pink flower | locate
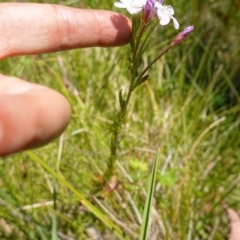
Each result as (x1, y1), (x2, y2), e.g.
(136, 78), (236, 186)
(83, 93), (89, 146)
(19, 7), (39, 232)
(142, 0), (155, 24)
(171, 26), (194, 46)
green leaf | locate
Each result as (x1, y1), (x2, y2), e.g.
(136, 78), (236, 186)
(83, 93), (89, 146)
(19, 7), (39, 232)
(51, 178), (58, 240)
(119, 89), (125, 110)
(133, 74), (149, 89)
(139, 148), (160, 240)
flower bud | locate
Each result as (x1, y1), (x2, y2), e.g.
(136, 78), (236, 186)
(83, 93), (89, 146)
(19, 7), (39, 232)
(171, 26), (194, 46)
(142, 0), (155, 24)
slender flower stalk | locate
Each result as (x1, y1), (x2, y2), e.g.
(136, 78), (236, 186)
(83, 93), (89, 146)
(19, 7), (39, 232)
(134, 44), (172, 88)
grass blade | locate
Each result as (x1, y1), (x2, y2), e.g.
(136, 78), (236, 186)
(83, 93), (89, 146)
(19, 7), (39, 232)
(27, 151), (127, 240)
(139, 148), (160, 240)
(51, 178), (58, 240)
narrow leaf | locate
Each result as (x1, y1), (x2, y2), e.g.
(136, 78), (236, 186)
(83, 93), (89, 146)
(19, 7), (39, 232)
(134, 74), (149, 89)
(27, 151), (127, 240)
(119, 89), (125, 110)
(51, 178), (58, 240)
(139, 148), (160, 240)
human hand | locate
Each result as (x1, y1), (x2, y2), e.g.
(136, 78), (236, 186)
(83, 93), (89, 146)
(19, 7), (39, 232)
(0, 2), (131, 156)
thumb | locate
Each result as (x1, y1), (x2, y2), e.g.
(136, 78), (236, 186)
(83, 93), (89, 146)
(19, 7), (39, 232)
(0, 74), (71, 156)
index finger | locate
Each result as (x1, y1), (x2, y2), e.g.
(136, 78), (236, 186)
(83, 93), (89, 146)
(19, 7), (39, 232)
(0, 3), (132, 59)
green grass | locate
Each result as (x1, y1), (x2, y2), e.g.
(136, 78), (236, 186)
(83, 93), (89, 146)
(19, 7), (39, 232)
(1, 0), (240, 239)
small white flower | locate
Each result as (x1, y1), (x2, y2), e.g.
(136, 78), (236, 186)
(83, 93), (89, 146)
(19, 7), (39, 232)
(114, 0), (147, 15)
(155, 2), (179, 29)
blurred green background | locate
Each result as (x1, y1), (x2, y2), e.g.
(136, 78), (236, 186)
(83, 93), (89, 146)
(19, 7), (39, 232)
(0, 0), (240, 239)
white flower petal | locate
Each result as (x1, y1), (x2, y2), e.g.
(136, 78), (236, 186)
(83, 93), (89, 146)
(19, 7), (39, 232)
(157, 9), (168, 20)
(137, 0), (147, 7)
(160, 16), (171, 25)
(166, 7), (174, 15)
(172, 17), (180, 29)
(114, 2), (127, 8)
(127, 7), (143, 14)
(156, 4), (179, 28)
(114, 0), (145, 14)
(119, 0), (130, 5)
(155, 2), (163, 9)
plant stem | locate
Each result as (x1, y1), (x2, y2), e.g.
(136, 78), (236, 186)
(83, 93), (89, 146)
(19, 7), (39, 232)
(103, 70), (134, 182)
(103, 21), (144, 182)
(134, 44), (172, 88)
(103, 22), (172, 183)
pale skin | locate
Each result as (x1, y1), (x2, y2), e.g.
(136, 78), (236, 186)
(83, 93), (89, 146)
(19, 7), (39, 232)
(0, 2), (131, 156)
